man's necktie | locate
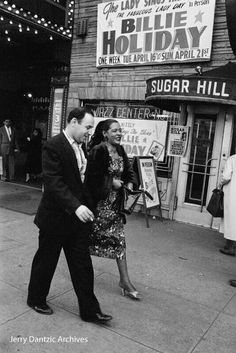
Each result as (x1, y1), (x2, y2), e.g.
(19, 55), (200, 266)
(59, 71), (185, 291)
(6, 127), (11, 141)
(72, 142), (87, 182)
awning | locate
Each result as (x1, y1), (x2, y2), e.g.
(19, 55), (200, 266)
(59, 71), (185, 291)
(146, 62), (236, 111)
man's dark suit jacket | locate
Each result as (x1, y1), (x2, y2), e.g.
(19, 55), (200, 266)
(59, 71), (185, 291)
(0, 125), (18, 155)
(34, 133), (92, 237)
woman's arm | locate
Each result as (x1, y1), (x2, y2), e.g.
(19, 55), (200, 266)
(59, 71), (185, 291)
(218, 157), (233, 188)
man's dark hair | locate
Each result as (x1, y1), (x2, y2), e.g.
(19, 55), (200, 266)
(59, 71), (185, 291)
(67, 107), (94, 123)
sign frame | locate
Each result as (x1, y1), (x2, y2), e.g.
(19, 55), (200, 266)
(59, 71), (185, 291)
(96, 0), (216, 68)
(135, 156), (163, 227)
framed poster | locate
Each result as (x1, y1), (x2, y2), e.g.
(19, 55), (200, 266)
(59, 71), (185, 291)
(93, 117), (168, 161)
(136, 156), (161, 209)
(167, 125), (190, 157)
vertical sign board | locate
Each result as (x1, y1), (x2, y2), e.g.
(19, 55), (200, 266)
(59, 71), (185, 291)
(0, 156), (2, 176)
(136, 156), (162, 227)
(51, 88), (64, 137)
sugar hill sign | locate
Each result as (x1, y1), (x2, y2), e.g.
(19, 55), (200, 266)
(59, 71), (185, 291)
(96, 0), (216, 67)
(146, 73), (236, 106)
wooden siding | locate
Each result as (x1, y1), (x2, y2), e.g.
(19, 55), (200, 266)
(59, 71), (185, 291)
(68, 0), (235, 107)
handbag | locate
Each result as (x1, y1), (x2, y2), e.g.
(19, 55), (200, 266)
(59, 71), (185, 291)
(206, 188), (224, 217)
(118, 186), (153, 215)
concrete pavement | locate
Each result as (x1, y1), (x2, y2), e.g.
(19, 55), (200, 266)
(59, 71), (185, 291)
(0, 181), (236, 353)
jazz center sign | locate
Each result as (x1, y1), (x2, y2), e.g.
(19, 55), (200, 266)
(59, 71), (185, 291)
(96, 0), (216, 67)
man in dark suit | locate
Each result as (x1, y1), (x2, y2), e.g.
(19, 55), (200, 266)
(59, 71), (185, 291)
(0, 119), (19, 181)
(27, 107), (112, 324)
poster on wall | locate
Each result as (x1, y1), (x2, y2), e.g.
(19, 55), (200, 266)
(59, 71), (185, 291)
(93, 117), (168, 161)
(51, 88), (64, 137)
(167, 125), (190, 157)
(96, 0), (216, 67)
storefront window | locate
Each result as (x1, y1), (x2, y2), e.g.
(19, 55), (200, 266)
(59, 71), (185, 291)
(84, 100), (179, 178)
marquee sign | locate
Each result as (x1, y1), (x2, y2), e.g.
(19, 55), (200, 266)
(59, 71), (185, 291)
(146, 76), (236, 105)
(96, 0), (216, 67)
(6, 0), (74, 32)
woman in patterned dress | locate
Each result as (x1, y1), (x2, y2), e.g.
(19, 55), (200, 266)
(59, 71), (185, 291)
(85, 119), (141, 300)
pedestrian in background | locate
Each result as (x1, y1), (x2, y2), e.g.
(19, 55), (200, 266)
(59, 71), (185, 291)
(27, 107), (112, 324)
(25, 128), (42, 182)
(85, 119), (141, 300)
(0, 119), (19, 181)
(218, 152), (236, 256)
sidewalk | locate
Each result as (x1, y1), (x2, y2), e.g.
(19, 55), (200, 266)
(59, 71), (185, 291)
(0, 182), (236, 353)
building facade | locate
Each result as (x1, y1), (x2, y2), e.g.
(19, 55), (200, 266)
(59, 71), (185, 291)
(67, 0), (236, 229)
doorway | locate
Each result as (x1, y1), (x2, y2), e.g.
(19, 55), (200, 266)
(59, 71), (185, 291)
(174, 105), (233, 228)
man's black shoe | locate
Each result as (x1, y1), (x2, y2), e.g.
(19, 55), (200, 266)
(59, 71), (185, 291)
(81, 312), (112, 323)
(229, 279), (236, 288)
(219, 248), (235, 256)
(27, 301), (53, 315)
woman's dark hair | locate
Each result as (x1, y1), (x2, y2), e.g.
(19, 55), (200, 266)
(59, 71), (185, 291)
(88, 119), (118, 151)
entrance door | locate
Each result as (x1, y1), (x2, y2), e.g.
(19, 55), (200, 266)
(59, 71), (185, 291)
(174, 106), (228, 227)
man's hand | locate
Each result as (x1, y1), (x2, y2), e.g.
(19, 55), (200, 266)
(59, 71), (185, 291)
(75, 205), (94, 223)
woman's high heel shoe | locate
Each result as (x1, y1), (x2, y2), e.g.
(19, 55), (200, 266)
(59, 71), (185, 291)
(119, 284), (142, 300)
